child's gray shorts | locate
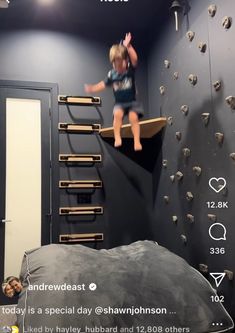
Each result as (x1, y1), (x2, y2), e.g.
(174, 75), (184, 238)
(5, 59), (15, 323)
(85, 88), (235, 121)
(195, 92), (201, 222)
(113, 101), (144, 118)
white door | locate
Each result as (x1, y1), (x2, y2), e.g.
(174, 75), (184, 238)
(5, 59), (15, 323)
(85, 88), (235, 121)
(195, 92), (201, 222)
(0, 88), (51, 304)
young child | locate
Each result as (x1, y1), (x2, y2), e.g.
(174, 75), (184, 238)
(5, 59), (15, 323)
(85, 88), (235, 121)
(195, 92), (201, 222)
(85, 32), (143, 151)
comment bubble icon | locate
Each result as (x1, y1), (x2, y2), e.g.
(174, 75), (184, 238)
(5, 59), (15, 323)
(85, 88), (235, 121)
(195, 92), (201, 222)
(209, 223), (226, 241)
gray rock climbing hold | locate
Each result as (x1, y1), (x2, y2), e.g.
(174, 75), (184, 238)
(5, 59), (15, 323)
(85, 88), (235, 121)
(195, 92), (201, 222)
(199, 264), (208, 273)
(186, 191), (194, 201)
(193, 166), (202, 176)
(162, 159), (168, 168)
(175, 171), (184, 181)
(208, 214), (217, 222)
(186, 30), (195, 41)
(181, 234), (187, 244)
(224, 270), (234, 281)
(230, 152), (235, 161)
(186, 214), (195, 223)
(189, 74), (198, 86)
(164, 60), (171, 68)
(226, 96), (235, 110)
(213, 80), (222, 92)
(175, 131), (182, 141)
(164, 196), (170, 204)
(201, 113), (210, 126)
(181, 105), (189, 115)
(208, 4), (217, 17)
(167, 116), (173, 126)
(173, 72), (179, 80)
(160, 85), (166, 95)
(198, 42), (207, 53)
(182, 148), (191, 157)
(222, 16), (232, 29)
(170, 175), (175, 183)
(215, 132), (224, 144)
(172, 215), (178, 223)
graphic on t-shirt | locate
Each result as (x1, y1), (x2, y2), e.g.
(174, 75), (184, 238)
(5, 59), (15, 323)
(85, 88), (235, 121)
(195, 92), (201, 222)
(105, 66), (136, 103)
(113, 77), (133, 91)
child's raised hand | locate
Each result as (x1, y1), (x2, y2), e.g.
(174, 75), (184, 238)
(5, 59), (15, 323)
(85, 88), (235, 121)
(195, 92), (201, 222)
(123, 32), (132, 48)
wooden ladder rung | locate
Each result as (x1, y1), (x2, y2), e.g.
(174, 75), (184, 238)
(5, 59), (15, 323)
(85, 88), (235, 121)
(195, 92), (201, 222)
(59, 180), (102, 189)
(59, 233), (104, 243)
(59, 206), (103, 215)
(58, 95), (101, 106)
(59, 154), (102, 163)
(58, 123), (101, 133)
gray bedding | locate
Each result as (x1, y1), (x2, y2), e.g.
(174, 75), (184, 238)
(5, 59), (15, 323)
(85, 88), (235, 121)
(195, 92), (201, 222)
(17, 241), (234, 333)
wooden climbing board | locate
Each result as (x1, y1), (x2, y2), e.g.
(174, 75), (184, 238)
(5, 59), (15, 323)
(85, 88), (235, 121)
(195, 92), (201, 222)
(58, 95), (101, 106)
(58, 123), (101, 133)
(59, 206), (103, 215)
(59, 154), (102, 163)
(59, 233), (104, 243)
(99, 117), (167, 138)
(59, 180), (102, 189)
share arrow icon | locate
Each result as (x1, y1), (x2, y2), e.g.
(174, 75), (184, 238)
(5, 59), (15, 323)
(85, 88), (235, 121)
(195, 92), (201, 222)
(210, 273), (226, 288)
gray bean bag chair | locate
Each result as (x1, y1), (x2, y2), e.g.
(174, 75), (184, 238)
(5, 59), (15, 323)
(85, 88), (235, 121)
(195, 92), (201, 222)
(0, 304), (17, 326)
(17, 241), (234, 333)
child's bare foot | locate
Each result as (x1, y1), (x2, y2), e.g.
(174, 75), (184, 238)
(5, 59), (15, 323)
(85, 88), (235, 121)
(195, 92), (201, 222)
(114, 138), (122, 148)
(134, 142), (142, 151)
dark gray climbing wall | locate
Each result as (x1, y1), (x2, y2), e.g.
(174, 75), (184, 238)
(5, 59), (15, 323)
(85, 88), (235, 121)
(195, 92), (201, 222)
(148, 0), (235, 320)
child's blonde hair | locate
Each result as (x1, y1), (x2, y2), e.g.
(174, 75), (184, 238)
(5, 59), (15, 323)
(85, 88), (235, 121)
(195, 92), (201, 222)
(109, 44), (128, 63)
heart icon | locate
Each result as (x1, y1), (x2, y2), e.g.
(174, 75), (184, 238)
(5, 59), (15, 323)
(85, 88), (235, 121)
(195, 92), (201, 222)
(209, 177), (226, 193)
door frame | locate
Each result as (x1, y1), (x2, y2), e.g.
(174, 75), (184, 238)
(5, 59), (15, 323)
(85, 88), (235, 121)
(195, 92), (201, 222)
(0, 80), (59, 300)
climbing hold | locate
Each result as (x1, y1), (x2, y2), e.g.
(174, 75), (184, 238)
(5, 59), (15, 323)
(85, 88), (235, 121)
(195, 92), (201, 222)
(215, 132), (224, 144)
(208, 214), (217, 222)
(188, 74), (198, 86)
(175, 131), (182, 141)
(162, 160), (168, 168)
(182, 148), (191, 157)
(186, 214), (195, 223)
(213, 80), (222, 92)
(172, 216), (178, 223)
(208, 4), (217, 17)
(175, 171), (184, 181)
(173, 72), (179, 80)
(201, 113), (210, 126)
(199, 264), (209, 273)
(230, 152), (235, 161)
(198, 42), (207, 53)
(222, 16), (232, 29)
(164, 60), (171, 68)
(186, 192), (194, 201)
(160, 86), (166, 95)
(181, 105), (189, 115)
(186, 30), (195, 41)
(170, 175), (175, 182)
(192, 166), (202, 176)
(224, 270), (234, 281)
(181, 234), (187, 244)
(225, 96), (235, 110)
(167, 116), (173, 126)
(164, 196), (170, 204)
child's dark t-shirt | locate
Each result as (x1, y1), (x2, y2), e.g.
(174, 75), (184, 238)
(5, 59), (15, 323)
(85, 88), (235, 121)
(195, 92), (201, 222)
(104, 65), (136, 104)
